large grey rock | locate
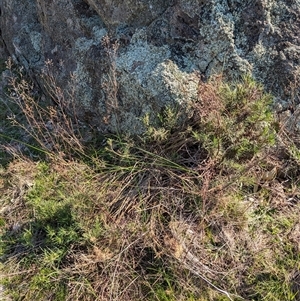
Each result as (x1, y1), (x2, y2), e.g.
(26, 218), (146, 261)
(0, 0), (299, 134)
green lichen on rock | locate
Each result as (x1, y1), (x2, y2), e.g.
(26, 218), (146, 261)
(0, 0), (299, 134)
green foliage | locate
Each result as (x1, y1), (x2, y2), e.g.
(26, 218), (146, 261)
(249, 273), (297, 301)
(142, 105), (180, 142)
(193, 74), (275, 162)
(0, 162), (85, 300)
(24, 163), (82, 256)
(27, 268), (67, 301)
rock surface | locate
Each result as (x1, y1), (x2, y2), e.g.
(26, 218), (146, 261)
(0, 0), (299, 134)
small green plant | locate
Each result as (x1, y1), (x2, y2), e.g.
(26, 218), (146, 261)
(142, 105), (180, 142)
(193, 74), (275, 162)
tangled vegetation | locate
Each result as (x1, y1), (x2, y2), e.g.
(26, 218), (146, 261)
(0, 61), (299, 301)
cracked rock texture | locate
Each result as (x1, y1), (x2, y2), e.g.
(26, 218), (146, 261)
(0, 0), (299, 134)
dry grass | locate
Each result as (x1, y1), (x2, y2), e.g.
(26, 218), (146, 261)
(0, 65), (299, 301)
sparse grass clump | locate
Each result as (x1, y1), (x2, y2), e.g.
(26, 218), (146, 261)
(0, 68), (299, 301)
